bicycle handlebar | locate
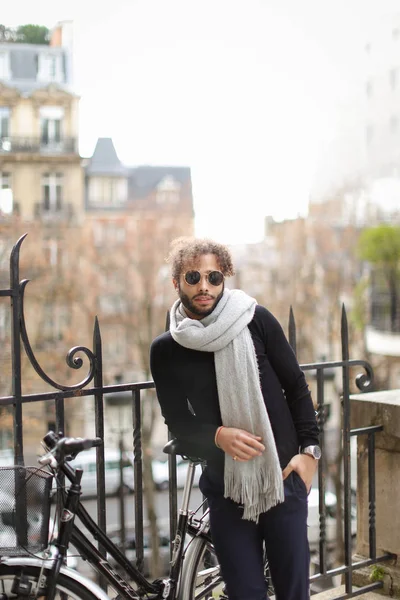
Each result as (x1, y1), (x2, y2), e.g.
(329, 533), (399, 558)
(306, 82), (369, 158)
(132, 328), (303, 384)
(39, 431), (103, 468)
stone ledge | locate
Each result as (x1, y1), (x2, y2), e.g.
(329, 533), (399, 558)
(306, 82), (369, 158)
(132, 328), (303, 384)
(351, 554), (400, 598)
(310, 585), (385, 599)
(351, 389), (400, 443)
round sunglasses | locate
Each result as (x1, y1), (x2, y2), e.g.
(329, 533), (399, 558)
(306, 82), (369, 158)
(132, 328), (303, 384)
(184, 270), (224, 287)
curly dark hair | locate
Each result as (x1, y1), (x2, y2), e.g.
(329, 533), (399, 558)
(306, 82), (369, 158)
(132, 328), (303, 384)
(167, 237), (235, 281)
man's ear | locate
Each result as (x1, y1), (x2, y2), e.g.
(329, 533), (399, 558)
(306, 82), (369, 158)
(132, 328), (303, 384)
(173, 278), (179, 292)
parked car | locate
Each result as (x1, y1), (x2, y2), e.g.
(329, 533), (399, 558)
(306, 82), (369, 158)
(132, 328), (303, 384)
(0, 449), (15, 467)
(151, 455), (202, 491)
(307, 486), (357, 550)
(63, 448), (135, 498)
(307, 487), (337, 549)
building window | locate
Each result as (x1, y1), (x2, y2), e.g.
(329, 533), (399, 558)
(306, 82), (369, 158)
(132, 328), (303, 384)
(0, 107), (10, 139)
(0, 172), (11, 190)
(0, 304), (8, 341)
(390, 68), (398, 91)
(37, 53), (63, 83)
(92, 220), (126, 246)
(0, 172), (13, 214)
(0, 107), (10, 152)
(42, 173), (63, 211)
(0, 51), (10, 79)
(365, 80), (373, 98)
(102, 325), (126, 360)
(390, 115), (398, 133)
(41, 303), (70, 342)
(88, 177), (128, 206)
(41, 118), (61, 144)
(156, 176), (181, 205)
(40, 106), (64, 147)
(43, 239), (61, 267)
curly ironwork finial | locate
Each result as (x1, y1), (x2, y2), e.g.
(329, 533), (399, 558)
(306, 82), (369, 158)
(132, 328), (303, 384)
(18, 278), (97, 392)
(354, 360), (375, 392)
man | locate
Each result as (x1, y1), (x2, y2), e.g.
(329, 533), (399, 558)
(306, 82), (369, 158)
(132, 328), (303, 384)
(150, 237), (320, 600)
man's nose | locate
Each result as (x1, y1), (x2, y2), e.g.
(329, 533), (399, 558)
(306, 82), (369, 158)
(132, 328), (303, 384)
(197, 275), (210, 289)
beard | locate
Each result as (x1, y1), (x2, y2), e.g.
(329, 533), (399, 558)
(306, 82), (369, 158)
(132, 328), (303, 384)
(178, 285), (224, 318)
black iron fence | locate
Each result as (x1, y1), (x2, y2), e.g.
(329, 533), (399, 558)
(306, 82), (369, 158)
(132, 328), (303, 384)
(0, 234), (393, 598)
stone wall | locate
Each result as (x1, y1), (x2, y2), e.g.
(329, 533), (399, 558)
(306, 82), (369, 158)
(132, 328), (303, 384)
(351, 389), (400, 597)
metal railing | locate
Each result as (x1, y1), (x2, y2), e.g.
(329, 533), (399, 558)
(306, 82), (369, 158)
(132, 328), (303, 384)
(0, 136), (78, 154)
(288, 307), (393, 597)
(34, 201), (75, 220)
(0, 234), (394, 598)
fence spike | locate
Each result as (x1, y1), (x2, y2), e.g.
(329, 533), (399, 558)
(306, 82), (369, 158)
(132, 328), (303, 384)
(289, 305), (297, 356)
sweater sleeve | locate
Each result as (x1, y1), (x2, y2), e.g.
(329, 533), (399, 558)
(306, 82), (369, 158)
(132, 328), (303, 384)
(150, 335), (223, 462)
(258, 306), (320, 449)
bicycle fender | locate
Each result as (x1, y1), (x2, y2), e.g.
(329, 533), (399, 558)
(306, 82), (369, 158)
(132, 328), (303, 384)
(0, 556), (111, 600)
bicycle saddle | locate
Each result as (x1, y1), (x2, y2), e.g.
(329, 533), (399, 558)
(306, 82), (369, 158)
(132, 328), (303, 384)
(162, 439), (203, 463)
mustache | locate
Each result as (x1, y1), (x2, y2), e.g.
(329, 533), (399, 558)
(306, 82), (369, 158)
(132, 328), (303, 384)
(193, 293), (214, 299)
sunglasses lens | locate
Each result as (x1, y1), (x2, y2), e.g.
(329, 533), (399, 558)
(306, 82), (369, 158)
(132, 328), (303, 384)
(185, 271), (201, 285)
(208, 271), (224, 286)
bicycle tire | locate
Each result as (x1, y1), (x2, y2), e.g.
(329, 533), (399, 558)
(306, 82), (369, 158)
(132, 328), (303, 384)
(179, 536), (275, 600)
(0, 563), (101, 600)
(178, 536), (223, 600)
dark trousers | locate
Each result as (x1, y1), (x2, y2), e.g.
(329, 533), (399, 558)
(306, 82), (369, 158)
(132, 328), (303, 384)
(200, 469), (310, 600)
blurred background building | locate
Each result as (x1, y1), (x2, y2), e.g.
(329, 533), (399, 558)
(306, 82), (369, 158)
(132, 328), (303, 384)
(0, 20), (194, 458)
(0, 12), (399, 459)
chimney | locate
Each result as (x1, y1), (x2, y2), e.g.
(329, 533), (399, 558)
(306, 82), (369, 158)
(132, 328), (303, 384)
(50, 21), (74, 49)
(50, 25), (62, 47)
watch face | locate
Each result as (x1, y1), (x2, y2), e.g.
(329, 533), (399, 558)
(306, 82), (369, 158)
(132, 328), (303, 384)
(313, 446), (322, 459)
(304, 445), (321, 459)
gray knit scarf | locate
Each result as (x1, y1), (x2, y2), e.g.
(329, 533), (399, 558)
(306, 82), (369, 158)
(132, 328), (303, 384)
(169, 288), (284, 522)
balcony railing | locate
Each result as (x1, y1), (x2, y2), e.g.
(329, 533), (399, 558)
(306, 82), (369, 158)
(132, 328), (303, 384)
(34, 202), (75, 221)
(0, 137), (78, 154)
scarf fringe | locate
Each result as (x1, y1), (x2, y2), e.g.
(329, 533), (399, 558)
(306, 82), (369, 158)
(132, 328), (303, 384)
(224, 464), (285, 523)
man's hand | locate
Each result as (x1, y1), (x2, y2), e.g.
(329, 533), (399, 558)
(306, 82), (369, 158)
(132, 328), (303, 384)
(217, 427), (265, 462)
(282, 453), (318, 493)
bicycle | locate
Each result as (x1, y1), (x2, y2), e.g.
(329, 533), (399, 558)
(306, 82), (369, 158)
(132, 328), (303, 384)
(0, 432), (274, 599)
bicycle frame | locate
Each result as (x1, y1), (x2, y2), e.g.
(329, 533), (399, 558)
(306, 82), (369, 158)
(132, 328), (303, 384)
(46, 456), (207, 600)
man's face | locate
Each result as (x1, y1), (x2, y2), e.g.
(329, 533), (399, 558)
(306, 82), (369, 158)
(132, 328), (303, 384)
(173, 253), (224, 320)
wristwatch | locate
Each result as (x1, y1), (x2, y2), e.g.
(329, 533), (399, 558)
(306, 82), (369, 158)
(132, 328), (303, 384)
(301, 445), (322, 460)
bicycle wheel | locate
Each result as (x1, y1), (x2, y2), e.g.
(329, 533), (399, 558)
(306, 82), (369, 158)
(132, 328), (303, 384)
(178, 536), (224, 600)
(0, 563), (100, 600)
(179, 536), (275, 600)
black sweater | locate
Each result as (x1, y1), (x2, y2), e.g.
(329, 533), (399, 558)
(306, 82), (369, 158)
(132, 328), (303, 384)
(150, 305), (319, 472)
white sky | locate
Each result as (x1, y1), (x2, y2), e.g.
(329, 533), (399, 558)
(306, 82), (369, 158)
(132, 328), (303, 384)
(2, 0), (399, 243)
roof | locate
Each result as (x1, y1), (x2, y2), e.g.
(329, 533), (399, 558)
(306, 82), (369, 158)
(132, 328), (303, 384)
(0, 43), (70, 94)
(129, 165), (192, 200)
(86, 138), (129, 177)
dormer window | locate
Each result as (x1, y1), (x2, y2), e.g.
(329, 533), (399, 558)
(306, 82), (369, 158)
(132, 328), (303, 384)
(37, 52), (63, 83)
(156, 176), (181, 205)
(0, 51), (11, 80)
